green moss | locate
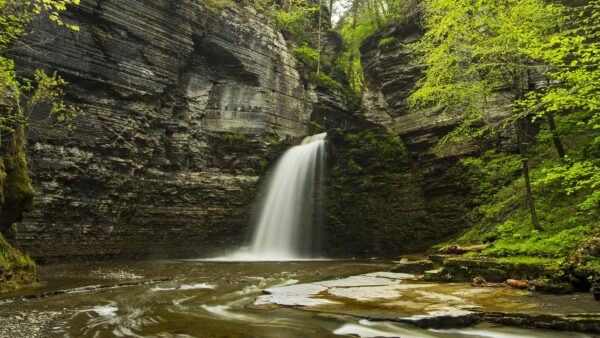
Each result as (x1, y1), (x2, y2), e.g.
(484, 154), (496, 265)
(325, 128), (415, 257)
(259, 133), (286, 171)
(309, 121), (325, 134)
(0, 233), (36, 292)
(378, 37), (396, 47)
(3, 151), (34, 212)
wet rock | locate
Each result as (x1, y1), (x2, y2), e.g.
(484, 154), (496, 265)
(398, 311), (481, 329)
(391, 259), (435, 274)
(428, 257), (564, 285)
(472, 277), (486, 285)
(428, 254), (455, 264)
(255, 283), (337, 307)
(572, 236), (600, 265)
(439, 244), (490, 255)
(482, 312), (600, 333)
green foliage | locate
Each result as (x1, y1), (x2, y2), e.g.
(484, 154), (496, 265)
(453, 148), (600, 260)
(311, 71), (343, 90)
(0, 0), (82, 140)
(293, 44), (360, 108)
(293, 44), (319, 72)
(335, 0), (420, 92)
(410, 0), (564, 147)
(0, 232), (36, 292)
(309, 120), (325, 134)
(274, 0), (318, 44)
(0, 1), (81, 285)
(518, 1), (600, 132)
(462, 151), (522, 205)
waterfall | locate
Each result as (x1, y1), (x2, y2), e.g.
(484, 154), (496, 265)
(222, 132), (327, 261)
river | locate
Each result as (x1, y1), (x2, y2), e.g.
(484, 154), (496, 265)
(0, 260), (597, 337)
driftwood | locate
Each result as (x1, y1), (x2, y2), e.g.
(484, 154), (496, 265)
(438, 244), (491, 254)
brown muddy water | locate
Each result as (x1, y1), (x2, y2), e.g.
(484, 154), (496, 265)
(0, 260), (598, 337)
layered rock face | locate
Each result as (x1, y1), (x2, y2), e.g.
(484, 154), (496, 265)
(354, 20), (522, 253)
(360, 21), (519, 158)
(9, 0), (329, 260)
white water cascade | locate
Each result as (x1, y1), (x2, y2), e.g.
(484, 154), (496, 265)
(224, 132), (327, 261)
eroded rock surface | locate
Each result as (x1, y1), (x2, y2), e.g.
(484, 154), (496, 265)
(9, 1), (328, 259)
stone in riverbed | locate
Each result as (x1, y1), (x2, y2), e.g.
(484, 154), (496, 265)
(255, 284), (338, 307)
(391, 260), (435, 274)
(328, 284), (436, 301)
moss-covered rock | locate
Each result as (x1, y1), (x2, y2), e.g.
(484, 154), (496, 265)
(0, 128), (35, 234)
(323, 128), (475, 257)
(442, 257), (561, 282)
(0, 233), (37, 292)
(0, 128), (37, 291)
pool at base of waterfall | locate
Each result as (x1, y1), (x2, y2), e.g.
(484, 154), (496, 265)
(0, 260), (598, 337)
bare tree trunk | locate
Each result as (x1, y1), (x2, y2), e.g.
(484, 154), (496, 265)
(546, 112), (565, 159)
(316, 0), (322, 77)
(329, 0), (333, 26)
(352, 0), (359, 29)
(516, 119), (542, 231)
(371, 0), (381, 29)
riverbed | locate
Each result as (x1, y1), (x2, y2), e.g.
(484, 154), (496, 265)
(0, 260), (598, 337)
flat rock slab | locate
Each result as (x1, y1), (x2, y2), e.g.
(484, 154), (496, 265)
(253, 271), (600, 332)
(255, 284), (337, 307)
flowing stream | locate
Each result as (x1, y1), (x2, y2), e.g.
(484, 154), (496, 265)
(0, 260), (595, 337)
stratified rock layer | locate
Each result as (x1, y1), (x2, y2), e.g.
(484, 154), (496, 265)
(11, 0), (321, 259)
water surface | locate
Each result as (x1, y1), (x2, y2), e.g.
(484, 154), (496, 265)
(0, 260), (596, 337)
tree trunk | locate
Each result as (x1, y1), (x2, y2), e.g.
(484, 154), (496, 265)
(371, 0), (381, 29)
(352, 0), (359, 29)
(516, 120), (542, 231)
(329, 0), (333, 26)
(316, 0), (322, 78)
(546, 112), (565, 159)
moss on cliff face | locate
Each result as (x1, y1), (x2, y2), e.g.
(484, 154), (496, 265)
(0, 128), (35, 233)
(324, 128), (477, 258)
(325, 128), (414, 257)
(0, 128), (37, 292)
(0, 233), (36, 292)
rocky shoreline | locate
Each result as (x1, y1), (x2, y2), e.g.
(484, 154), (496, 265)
(0, 309), (72, 338)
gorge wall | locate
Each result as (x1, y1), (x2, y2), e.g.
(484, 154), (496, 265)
(324, 17), (540, 256)
(5, 1), (531, 260)
(8, 0), (355, 260)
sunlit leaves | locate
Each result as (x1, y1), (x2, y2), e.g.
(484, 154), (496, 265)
(409, 0), (563, 147)
(1, 0), (82, 140)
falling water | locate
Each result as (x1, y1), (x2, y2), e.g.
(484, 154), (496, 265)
(222, 133), (327, 261)
(248, 132), (327, 260)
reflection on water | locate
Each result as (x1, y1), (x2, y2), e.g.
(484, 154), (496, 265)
(0, 260), (596, 337)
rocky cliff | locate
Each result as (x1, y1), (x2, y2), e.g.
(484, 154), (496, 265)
(8, 0), (355, 260)
(5, 1), (538, 260)
(341, 18), (530, 255)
